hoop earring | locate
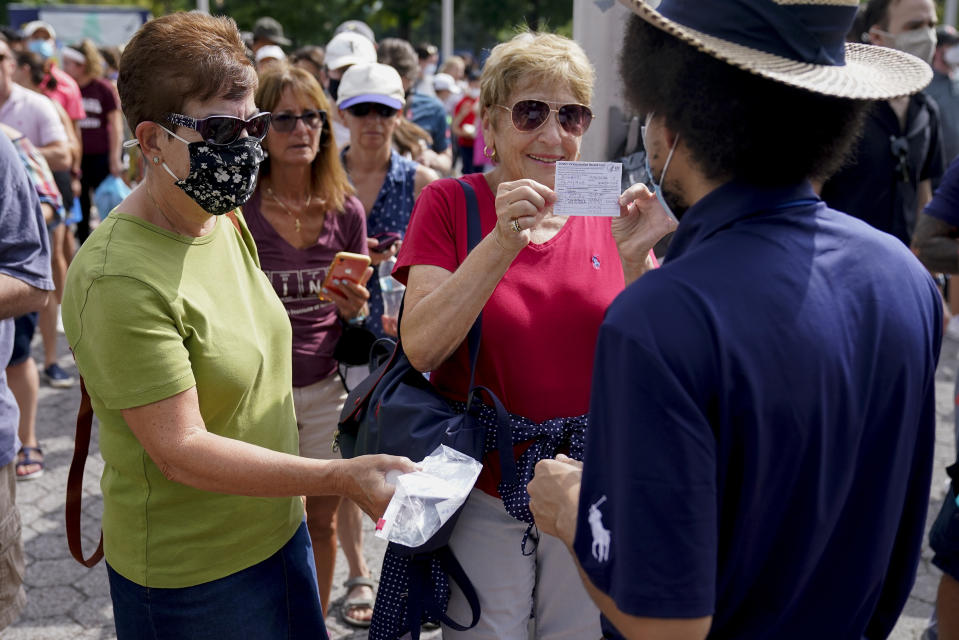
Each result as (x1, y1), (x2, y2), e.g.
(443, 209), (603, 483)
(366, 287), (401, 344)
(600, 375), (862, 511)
(484, 145), (498, 163)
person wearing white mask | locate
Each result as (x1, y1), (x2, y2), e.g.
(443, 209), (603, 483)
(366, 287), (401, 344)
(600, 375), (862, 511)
(819, 0), (945, 248)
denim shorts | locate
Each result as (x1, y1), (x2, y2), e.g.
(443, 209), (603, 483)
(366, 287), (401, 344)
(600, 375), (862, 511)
(7, 313), (36, 367)
(108, 520), (328, 640)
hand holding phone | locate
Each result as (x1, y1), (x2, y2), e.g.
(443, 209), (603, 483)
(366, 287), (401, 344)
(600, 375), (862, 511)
(321, 252), (372, 299)
(371, 231), (402, 253)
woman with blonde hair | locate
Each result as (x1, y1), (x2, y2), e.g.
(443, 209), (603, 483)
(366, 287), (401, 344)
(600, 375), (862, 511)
(383, 31), (674, 638)
(243, 65), (377, 627)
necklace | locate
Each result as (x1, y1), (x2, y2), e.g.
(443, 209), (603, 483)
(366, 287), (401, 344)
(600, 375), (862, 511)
(146, 187), (185, 236)
(266, 186), (311, 234)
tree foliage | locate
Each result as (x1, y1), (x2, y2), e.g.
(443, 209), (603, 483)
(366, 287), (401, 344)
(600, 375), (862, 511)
(2, 0), (572, 58)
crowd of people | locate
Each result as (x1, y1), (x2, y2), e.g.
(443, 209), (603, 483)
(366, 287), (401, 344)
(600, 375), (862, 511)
(1, 0), (959, 638)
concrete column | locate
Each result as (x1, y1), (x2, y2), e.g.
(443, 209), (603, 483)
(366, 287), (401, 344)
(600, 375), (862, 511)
(573, 0), (634, 162)
(442, 0), (454, 61)
(947, 0), (958, 28)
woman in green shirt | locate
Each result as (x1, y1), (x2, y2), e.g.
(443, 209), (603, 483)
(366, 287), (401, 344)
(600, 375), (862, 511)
(62, 13), (413, 639)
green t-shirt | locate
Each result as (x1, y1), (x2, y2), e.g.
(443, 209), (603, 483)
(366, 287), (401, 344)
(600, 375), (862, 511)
(63, 211), (302, 588)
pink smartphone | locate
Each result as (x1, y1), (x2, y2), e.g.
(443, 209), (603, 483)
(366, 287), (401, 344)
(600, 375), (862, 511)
(321, 252), (371, 299)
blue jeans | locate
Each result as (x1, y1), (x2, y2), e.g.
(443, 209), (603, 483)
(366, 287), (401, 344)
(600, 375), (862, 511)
(108, 520), (327, 640)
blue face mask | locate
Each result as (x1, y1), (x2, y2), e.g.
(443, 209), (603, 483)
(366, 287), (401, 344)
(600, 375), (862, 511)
(28, 39), (54, 60)
(642, 113), (680, 221)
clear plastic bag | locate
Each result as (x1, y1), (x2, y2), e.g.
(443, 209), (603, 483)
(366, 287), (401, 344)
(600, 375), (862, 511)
(375, 445), (482, 548)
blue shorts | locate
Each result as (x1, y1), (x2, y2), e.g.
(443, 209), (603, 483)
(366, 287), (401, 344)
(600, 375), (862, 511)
(7, 313), (37, 367)
(108, 520), (328, 640)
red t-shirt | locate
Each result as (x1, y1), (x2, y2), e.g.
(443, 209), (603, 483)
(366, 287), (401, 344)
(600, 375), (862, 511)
(43, 66), (86, 121)
(453, 95), (477, 149)
(394, 174), (624, 493)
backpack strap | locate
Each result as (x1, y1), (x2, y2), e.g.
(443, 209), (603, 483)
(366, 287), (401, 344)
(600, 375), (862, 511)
(65, 375), (104, 567)
(405, 546), (481, 637)
(458, 178), (483, 407)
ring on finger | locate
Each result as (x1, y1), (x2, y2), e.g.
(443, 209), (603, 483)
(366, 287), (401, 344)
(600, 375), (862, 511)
(511, 219), (522, 233)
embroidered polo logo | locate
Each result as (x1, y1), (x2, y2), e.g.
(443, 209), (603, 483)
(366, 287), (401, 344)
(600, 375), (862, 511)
(589, 495), (611, 562)
(591, 255), (601, 270)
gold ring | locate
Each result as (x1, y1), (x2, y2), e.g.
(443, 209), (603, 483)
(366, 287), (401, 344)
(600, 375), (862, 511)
(511, 219), (522, 233)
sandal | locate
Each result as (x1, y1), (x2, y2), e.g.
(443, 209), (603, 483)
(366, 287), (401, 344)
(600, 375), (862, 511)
(339, 575), (375, 628)
(16, 446), (44, 481)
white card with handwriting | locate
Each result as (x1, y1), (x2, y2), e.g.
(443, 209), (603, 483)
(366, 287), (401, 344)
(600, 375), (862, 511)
(553, 161), (622, 217)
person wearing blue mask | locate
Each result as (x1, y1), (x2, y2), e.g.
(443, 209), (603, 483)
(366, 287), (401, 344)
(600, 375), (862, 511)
(529, 1), (942, 639)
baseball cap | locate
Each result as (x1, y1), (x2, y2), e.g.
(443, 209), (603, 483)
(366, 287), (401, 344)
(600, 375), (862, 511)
(253, 16), (290, 46)
(432, 73), (459, 93)
(22, 20), (55, 40)
(325, 32), (377, 71)
(337, 63), (405, 110)
(334, 20), (375, 44)
(255, 45), (286, 64)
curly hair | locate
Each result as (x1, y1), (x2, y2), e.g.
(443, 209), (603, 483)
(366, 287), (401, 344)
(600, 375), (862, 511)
(620, 16), (868, 185)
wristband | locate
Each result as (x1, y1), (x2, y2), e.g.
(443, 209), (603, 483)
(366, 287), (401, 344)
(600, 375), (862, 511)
(347, 314), (367, 327)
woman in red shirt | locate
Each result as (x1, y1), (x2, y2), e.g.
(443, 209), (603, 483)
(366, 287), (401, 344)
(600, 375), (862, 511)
(392, 31), (675, 638)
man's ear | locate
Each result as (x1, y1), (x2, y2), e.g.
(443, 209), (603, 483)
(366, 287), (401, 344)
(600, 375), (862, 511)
(867, 25), (887, 47)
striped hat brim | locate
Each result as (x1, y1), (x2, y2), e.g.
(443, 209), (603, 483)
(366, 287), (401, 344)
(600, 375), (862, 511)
(618, 0), (933, 100)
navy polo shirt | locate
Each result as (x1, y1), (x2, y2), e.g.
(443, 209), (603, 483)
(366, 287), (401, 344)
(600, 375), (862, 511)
(924, 155), (959, 227)
(576, 181), (941, 639)
(820, 95), (944, 246)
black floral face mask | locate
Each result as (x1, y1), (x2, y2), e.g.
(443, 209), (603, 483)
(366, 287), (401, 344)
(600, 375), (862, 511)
(159, 126), (265, 216)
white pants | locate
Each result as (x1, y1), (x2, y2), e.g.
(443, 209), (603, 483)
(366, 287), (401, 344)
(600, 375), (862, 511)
(443, 489), (603, 640)
(292, 375), (347, 460)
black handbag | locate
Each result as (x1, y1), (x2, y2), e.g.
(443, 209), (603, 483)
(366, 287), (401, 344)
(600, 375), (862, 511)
(336, 177), (516, 552)
(336, 178), (516, 505)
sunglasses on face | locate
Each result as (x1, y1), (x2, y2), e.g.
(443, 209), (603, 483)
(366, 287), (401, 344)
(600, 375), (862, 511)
(165, 112), (272, 146)
(346, 103), (399, 118)
(271, 109), (327, 133)
(496, 100), (594, 136)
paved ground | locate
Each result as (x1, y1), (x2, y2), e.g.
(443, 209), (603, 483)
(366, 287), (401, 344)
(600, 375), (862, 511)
(2, 330), (957, 639)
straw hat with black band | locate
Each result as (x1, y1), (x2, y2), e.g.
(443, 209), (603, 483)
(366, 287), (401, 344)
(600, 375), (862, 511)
(618, 0), (932, 100)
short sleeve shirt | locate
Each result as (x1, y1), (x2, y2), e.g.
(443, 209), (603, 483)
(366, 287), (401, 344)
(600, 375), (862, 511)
(78, 78), (118, 155)
(44, 65), (86, 121)
(243, 189), (368, 386)
(62, 211), (302, 588)
(408, 92), (450, 153)
(820, 94), (945, 245)
(393, 173), (624, 422)
(0, 130), (53, 468)
(0, 83), (67, 148)
(576, 181), (941, 639)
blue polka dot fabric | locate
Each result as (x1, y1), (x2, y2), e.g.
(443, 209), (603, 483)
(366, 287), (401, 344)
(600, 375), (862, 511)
(342, 147), (418, 339)
(368, 401), (588, 639)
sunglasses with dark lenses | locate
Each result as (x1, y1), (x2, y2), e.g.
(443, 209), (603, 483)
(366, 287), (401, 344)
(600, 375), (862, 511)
(165, 112), (272, 146)
(271, 109), (328, 133)
(347, 103), (399, 118)
(496, 100), (594, 136)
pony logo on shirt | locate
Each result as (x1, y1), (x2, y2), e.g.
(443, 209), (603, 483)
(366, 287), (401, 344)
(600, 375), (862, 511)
(591, 255), (601, 270)
(589, 495), (611, 563)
